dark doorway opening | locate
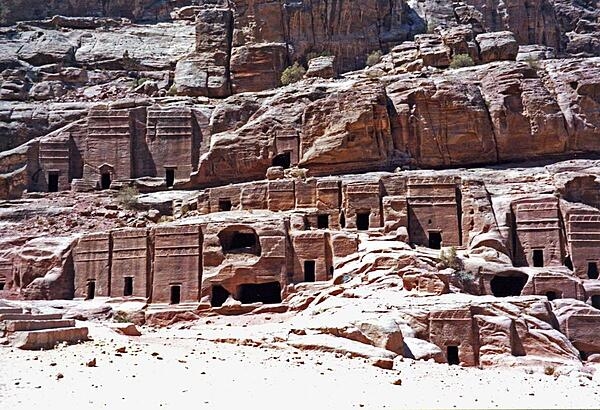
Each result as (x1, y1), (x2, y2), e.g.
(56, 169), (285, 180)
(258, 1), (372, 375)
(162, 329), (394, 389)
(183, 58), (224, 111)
(0, 281), (5, 291)
(564, 256), (573, 270)
(588, 262), (599, 279)
(428, 231), (443, 249)
(545, 291), (559, 301)
(356, 212), (370, 231)
(238, 282), (282, 304)
(170, 285), (181, 305)
(229, 233), (256, 251)
(329, 266), (334, 278)
(211, 285), (230, 307)
(304, 260), (316, 282)
(101, 173), (111, 190)
(48, 172), (59, 192)
(340, 212), (346, 229)
(219, 199), (232, 212)
(532, 249), (544, 267)
(317, 214), (329, 229)
(272, 152), (291, 169)
(591, 295), (600, 309)
(86, 280), (96, 300)
(123, 277), (133, 297)
(165, 168), (175, 188)
(447, 346), (459, 365)
(490, 274), (527, 297)
(219, 228), (261, 255)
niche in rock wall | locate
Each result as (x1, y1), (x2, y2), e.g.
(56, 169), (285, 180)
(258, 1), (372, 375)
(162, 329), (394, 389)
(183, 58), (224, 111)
(211, 285), (230, 307)
(48, 172), (59, 192)
(123, 277), (133, 297)
(101, 173), (111, 190)
(86, 280), (96, 300)
(447, 346), (459, 365)
(238, 282), (282, 304)
(272, 152), (291, 169)
(591, 295), (600, 309)
(356, 212), (370, 231)
(532, 249), (544, 267)
(490, 273), (528, 297)
(170, 284), (181, 305)
(428, 231), (443, 249)
(588, 262), (599, 279)
(218, 227), (261, 255)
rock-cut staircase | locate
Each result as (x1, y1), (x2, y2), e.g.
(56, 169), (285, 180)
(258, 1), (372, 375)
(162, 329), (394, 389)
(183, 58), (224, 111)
(0, 306), (89, 350)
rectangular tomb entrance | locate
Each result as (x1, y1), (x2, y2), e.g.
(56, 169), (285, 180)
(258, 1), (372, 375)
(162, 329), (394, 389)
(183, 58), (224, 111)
(238, 282), (282, 304)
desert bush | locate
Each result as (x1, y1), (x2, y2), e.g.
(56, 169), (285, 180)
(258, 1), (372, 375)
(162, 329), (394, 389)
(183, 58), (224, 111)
(439, 246), (461, 270)
(167, 84), (178, 96)
(544, 365), (556, 376)
(449, 53), (475, 69)
(280, 63), (306, 86)
(366, 50), (383, 67)
(116, 186), (139, 210)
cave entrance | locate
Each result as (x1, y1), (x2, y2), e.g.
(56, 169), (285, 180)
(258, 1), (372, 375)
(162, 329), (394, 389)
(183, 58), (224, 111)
(123, 277), (133, 297)
(490, 274), (527, 297)
(86, 280), (96, 300)
(588, 262), (599, 279)
(219, 227), (261, 255)
(317, 214), (329, 229)
(165, 168), (175, 188)
(592, 295), (600, 309)
(304, 260), (316, 282)
(238, 282), (282, 304)
(272, 152), (291, 169)
(0, 280), (5, 291)
(447, 346), (459, 365)
(219, 199), (232, 212)
(100, 173), (111, 190)
(546, 291), (560, 301)
(48, 172), (59, 192)
(356, 212), (370, 231)
(532, 249), (544, 267)
(170, 285), (181, 305)
(211, 285), (230, 308)
(428, 231), (443, 250)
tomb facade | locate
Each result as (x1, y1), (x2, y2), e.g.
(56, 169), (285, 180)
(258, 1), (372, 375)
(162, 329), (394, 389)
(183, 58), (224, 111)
(407, 176), (461, 248)
(512, 197), (564, 267)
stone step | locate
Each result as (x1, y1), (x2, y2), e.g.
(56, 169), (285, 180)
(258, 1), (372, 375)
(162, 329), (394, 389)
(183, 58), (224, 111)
(0, 308), (24, 315)
(6, 319), (75, 332)
(0, 313), (63, 321)
(12, 327), (89, 350)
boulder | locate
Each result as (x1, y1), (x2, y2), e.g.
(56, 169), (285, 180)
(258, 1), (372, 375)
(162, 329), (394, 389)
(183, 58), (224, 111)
(476, 32), (519, 63)
(305, 56), (336, 79)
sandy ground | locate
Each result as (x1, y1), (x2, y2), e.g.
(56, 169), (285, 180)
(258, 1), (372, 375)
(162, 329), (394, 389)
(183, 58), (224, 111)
(1, 320), (600, 410)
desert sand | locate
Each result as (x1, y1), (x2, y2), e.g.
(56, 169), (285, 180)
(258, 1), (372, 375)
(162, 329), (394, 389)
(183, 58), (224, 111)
(2, 318), (600, 410)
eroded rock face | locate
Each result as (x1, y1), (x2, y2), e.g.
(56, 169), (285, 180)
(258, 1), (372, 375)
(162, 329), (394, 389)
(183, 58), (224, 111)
(0, 0), (192, 26)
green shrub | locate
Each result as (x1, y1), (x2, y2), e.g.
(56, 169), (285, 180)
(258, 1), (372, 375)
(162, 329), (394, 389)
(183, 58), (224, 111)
(280, 63), (306, 86)
(366, 50), (383, 67)
(454, 270), (475, 285)
(449, 54), (475, 69)
(167, 84), (178, 96)
(116, 186), (139, 210)
(439, 246), (461, 270)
